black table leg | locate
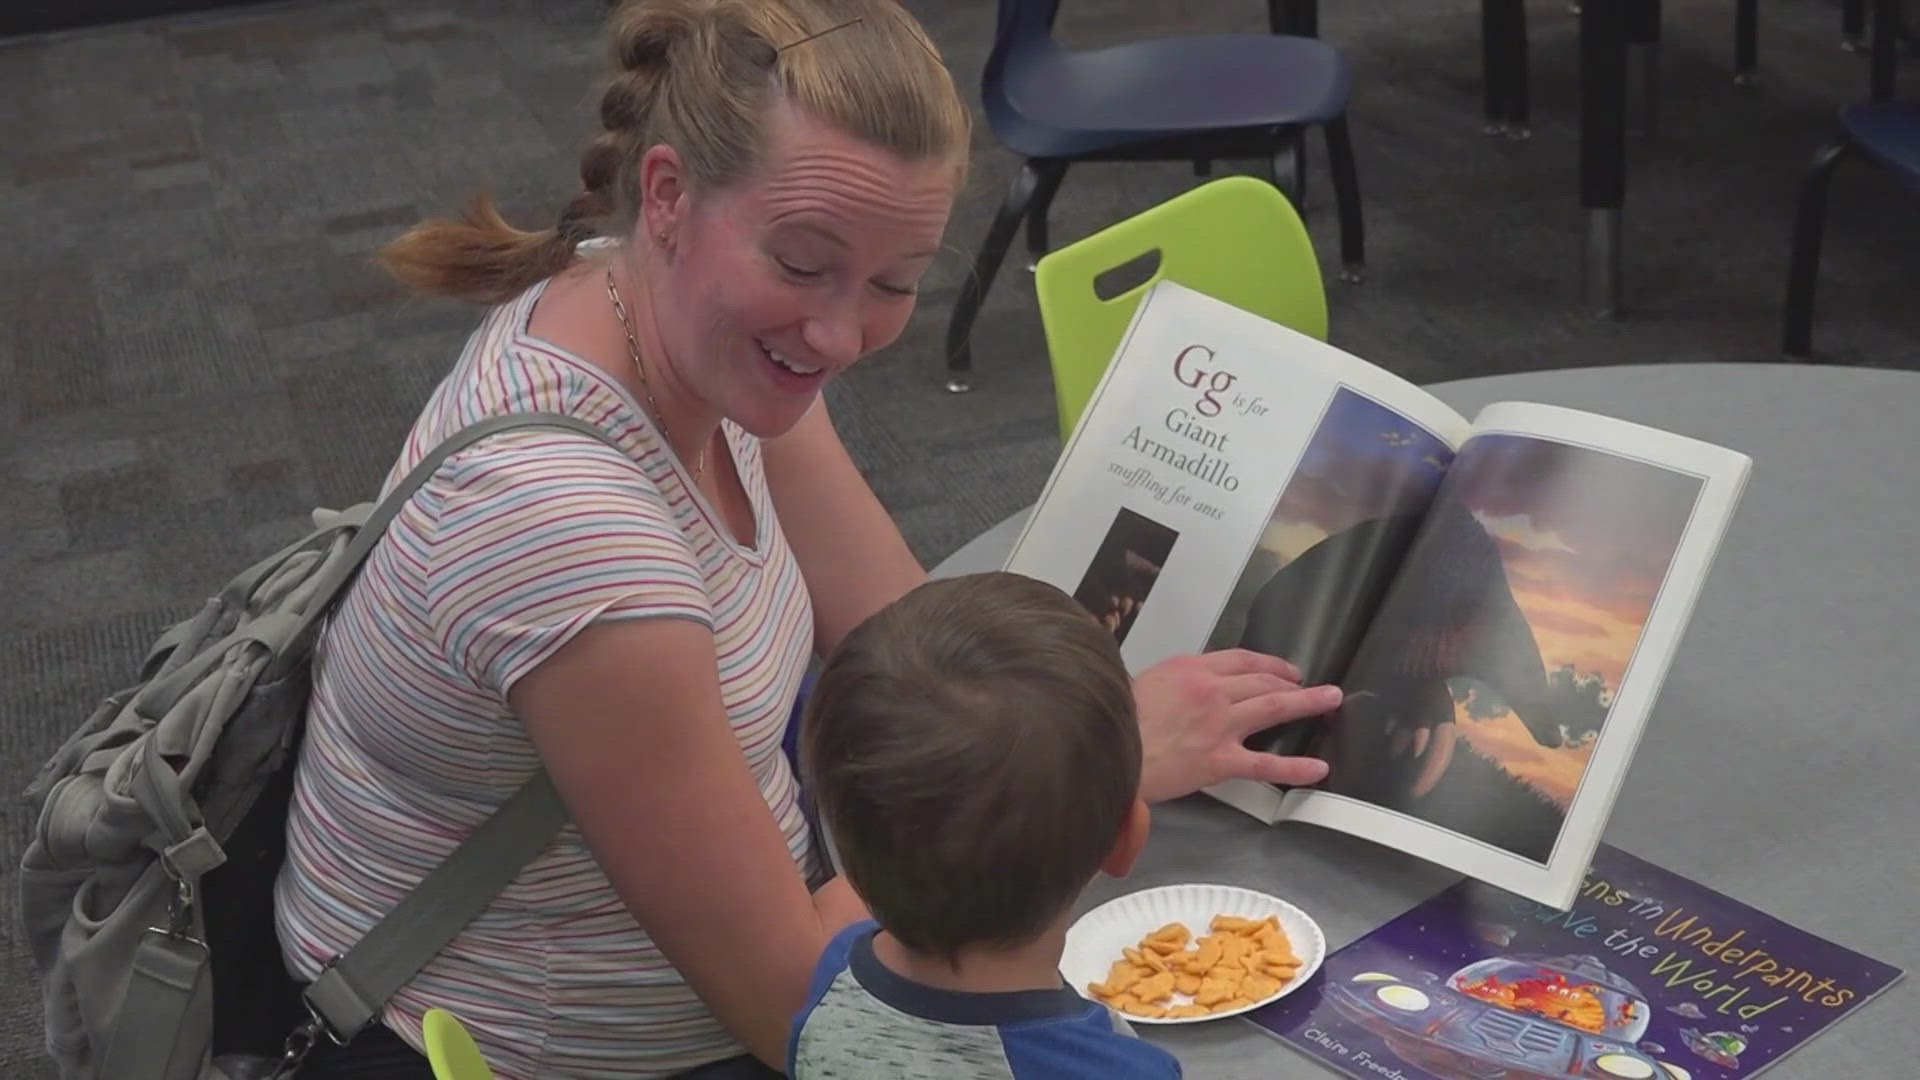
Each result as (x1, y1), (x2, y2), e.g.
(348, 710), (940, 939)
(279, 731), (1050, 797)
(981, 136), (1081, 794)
(1733, 0), (1758, 85)
(1626, 0), (1662, 136)
(1843, 0), (1867, 52)
(1483, 0), (1531, 138)
(1580, 0), (1628, 316)
(1268, 0), (1317, 36)
(1869, 0), (1897, 101)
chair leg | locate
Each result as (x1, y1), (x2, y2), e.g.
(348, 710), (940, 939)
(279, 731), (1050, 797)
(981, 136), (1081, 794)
(1733, 0), (1758, 84)
(1482, 0), (1530, 137)
(1324, 116), (1366, 283)
(1781, 137), (1851, 360)
(944, 158), (1064, 392)
(1482, 0), (1509, 134)
(1271, 133), (1307, 209)
(1506, 0), (1530, 137)
(1842, 0), (1866, 51)
(1024, 162), (1068, 271)
(1625, 0), (1662, 138)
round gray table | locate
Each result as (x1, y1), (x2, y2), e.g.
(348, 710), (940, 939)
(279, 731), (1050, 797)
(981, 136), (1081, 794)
(930, 363), (1919, 1077)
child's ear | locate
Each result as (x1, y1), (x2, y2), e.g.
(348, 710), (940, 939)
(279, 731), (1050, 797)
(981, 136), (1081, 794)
(1100, 798), (1151, 878)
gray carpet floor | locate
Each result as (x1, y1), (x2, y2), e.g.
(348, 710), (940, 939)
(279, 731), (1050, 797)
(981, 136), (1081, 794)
(1, 0), (1914, 1073)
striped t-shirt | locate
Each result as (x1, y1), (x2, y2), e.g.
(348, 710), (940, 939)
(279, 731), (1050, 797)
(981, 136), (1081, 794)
(273, 273), (818, 1078)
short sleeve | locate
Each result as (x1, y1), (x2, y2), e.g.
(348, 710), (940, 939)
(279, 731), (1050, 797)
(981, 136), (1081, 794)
(1000, 1012), (1183, 1078)
(423, 431), (713, 696)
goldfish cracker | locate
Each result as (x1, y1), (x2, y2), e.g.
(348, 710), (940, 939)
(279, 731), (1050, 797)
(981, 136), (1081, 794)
(1166, 1004), (1211, 1019)
(1125, 946), (1168, 974)
(1218, 937), (1255, 969)
(1121, 1000), (1169, 1020)
(1186, 937), (1223, 974)
(1175, 972), (1202, 997)
(1194, 978), (1233, 1007)
(1241, 973), (1283, 1000)
(1147, 923), (1191, 947)
(1134, 971), (1176, 1004)
(1210, 915), (1255, 935)
(1213, 996), (1255, 1014)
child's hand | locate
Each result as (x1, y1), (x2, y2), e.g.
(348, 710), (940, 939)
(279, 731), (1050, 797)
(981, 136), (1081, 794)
(1131, 650), (1339, 803)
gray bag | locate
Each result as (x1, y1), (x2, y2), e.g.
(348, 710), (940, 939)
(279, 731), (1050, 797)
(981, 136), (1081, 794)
(19, 413), (622, 1080)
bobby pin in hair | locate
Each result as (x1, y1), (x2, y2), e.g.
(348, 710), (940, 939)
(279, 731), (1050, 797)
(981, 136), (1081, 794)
(775, 12), (943, 66)
(777, 16), (863, 52)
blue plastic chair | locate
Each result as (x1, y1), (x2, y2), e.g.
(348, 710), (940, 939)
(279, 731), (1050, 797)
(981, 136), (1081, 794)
(942, 0), (1364, 392)
(1782, 100), (1920, 358)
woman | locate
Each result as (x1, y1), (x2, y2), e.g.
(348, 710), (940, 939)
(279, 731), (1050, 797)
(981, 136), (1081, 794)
(275, 1), (1341, 1077)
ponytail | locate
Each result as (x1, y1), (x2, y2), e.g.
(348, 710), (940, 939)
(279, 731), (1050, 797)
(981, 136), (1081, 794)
(377, 196), (582, 307)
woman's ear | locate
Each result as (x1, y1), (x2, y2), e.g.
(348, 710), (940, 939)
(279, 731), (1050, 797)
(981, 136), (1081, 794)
(1100, 798), (1151, 879)
(637, 142), (687, 244)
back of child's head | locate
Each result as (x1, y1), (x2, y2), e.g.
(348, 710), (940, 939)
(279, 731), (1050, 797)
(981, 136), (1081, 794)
(801, 571), (1140, 963)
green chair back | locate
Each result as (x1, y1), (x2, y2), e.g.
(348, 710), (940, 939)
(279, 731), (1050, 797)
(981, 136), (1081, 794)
(1033, 175), (1328, 439)
(423, 1008), (494, 1080)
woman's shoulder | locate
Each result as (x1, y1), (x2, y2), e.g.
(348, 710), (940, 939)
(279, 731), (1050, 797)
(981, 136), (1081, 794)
(399, 291), (668, 488)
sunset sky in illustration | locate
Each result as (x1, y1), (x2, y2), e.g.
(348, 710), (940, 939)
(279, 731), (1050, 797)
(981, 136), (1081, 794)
(1254, 388), (1452, 564)
(1448, 434), (1702, 700)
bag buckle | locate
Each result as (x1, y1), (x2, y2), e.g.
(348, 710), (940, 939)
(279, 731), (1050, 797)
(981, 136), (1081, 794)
(273, 1016), (327, 1078)
(148, 854), (205, 945)
(272, 959), (351, 1078)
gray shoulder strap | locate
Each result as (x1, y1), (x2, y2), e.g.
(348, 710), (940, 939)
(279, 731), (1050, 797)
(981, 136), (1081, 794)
(301, 411), (620, 1041)
(301, 773), (567, 1041)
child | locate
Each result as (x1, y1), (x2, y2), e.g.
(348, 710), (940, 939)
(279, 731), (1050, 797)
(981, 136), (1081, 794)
(788, 572), (1180, 1078)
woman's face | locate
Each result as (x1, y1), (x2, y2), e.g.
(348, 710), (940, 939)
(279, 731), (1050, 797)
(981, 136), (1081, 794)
(650, 101), (957, 439)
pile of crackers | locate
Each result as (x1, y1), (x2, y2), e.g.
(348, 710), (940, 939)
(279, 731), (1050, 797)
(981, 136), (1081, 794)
(1086, 914), (1304, 1019)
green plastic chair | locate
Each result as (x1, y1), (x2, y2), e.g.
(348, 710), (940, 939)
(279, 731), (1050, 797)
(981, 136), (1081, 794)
(1033, 175), (1329, 440)
(423, 1008), (494, 1080)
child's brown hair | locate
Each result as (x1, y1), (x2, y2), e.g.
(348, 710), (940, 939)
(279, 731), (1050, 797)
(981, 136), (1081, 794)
(800, 571), (1140, 964)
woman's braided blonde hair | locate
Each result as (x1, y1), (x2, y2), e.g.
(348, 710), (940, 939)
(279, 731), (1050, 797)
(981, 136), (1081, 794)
(381, 0), (969, 305)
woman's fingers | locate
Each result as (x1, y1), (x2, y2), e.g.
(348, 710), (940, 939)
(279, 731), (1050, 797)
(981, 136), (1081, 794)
(1219, 746), (1331, 788)
(1131, 652), (1335, 804)
(1197, 648), (1302, 684)
(1217, 671), (1303, 703)
(1227, 683), (1343, 737)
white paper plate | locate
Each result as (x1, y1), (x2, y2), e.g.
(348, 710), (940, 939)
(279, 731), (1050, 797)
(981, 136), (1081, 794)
(1061, 883), (1326, 1024)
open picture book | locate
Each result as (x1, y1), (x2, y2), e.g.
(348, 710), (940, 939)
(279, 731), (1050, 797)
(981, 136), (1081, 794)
(1003, 280), (1752, 910)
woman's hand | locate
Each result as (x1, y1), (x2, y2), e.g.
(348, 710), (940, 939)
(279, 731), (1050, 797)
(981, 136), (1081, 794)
(1132, 650), (1341, 804)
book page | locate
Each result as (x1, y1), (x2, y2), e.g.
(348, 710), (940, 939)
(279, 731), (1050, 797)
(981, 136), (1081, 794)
(1279, 403), (1750, 907)
(1002, 281), (1471, 688)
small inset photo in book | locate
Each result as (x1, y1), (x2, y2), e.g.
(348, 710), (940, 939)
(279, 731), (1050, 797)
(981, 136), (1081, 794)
(1071, 507), (1179, 644)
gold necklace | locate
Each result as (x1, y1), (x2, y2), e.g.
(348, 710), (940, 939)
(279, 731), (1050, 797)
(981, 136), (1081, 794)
(606, 265), (707, 484)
